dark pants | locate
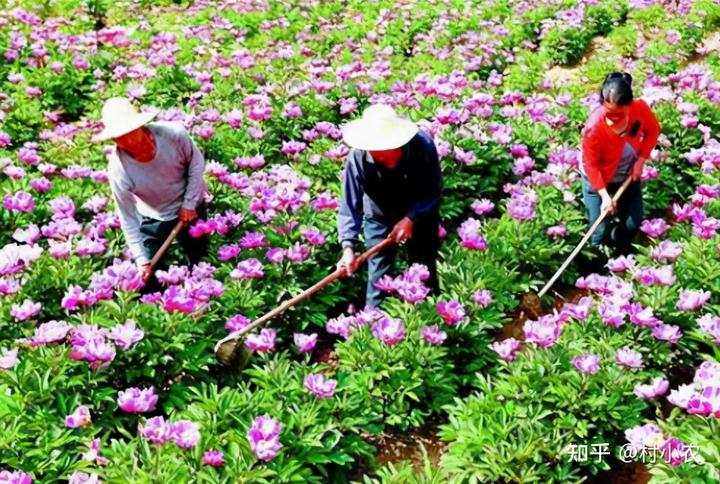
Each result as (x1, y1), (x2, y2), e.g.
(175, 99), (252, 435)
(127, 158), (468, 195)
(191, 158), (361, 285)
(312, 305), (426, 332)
(139, 203), (209, 292)
(363, 212), (440, 308)
(581, 175), (643, 256)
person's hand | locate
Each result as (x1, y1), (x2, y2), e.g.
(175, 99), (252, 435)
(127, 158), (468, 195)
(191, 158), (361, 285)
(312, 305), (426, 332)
(140, 262), (153, 282)
(390, 217), (414, 244)
(631, 157), (646, 181)
(178, 208), (198, 224)
(336, 247), (357, 276)
(599, 189), (616, 215)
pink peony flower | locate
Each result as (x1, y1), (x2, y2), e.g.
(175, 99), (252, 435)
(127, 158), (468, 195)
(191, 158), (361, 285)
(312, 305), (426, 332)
(247, 415), (282, 462)
(293, 333), (317, 352)
(437, 299), (466, 325)
(203, 449), (224, 467)
(108, 319), (144, 350)
(634, 377), (670, 399)
(117, 387), (158, 413)
(140, 416), (172, 445)
(171, 420), (201, 449)
(614, 346), (644, 369)
(245, 329), (276, 352)
(304, 373), (337, 399)
(524, 315), (562, 348)
(421, 325), (447, 345)
(371, 317), (405, 346)
(490, 338), (521, 361)
(572, 353), (601, 375)
(65, 405), (92, 429)
(676, 289), (711, 312)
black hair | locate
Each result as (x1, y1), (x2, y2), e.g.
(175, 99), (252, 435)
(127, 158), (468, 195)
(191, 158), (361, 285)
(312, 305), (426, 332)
(600, 72), (633, 105)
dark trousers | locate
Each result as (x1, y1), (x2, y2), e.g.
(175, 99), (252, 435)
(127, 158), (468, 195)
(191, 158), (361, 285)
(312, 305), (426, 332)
(139, 203), (209, 292)
(581, 175), (643, 255)
(363, 212), (440, 308)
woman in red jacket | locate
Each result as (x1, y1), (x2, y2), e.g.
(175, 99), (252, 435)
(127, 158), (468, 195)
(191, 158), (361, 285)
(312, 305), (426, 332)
(581, 72), (660, 255)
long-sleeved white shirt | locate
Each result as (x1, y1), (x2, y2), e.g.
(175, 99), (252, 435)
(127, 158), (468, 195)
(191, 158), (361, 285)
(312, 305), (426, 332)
(107, 121), (206, 264)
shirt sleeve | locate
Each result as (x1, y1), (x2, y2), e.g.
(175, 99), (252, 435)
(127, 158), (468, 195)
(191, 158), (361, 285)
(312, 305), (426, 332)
(406, 137), (442, 220)
(108, 156), (147, 265)
(337, 152), (363, 250)
(581, 124), (606, 191)
(179, 129), (206, 210)
(636, 100), (661, 160)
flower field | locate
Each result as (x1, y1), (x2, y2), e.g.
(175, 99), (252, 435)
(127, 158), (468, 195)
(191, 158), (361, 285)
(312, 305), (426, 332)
(1, 0), (720, 482)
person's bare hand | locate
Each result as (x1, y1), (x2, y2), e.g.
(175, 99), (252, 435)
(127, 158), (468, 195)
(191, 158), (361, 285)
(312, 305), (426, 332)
(631, 157), (646, 181)
(390, 217), (414, 244)
(336, 247), (357, 276)
(178, 208), (198, 224)
(140, 262), (153, 283)
(600, 192), (616, 215)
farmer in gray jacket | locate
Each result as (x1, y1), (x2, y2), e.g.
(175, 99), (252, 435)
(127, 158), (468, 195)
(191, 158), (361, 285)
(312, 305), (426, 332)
(93, 97), (208, 284)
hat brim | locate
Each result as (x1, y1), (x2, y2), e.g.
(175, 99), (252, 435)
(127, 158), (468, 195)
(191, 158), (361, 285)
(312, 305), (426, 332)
(91, 111), (159, 142)
(342, 118), (418, 151)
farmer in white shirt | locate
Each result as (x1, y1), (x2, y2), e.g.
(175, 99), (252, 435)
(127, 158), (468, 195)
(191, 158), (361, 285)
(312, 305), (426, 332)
(92, 97), (208, 285)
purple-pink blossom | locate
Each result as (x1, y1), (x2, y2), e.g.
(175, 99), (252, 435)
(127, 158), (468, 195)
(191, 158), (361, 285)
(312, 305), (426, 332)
(293, 333), (317, 352)
(304, 373), (337, 399)
(571, 353), (601, 375)
(171, 420), (201, 449)
(676, 289), (711, 312)
(524, 315), (562, 348)
(203, 449), (224, 467)
(634, 377), (670, 399)
(247, 415), (282, 462)
(140, 416), (172, 445)
(614, 346), (644, 369)
(437, 299), (466, 325)
(117, 387), (158, 413)
(372, 317), (405, 346)
(490, 338), (521, 361)
(245, 328), (276, 352)
(421, 325), (447, 345)
(65, 405), (91, 429)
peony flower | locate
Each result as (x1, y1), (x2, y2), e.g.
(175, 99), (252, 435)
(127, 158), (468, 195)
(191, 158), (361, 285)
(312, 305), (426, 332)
(614, 346), (643, 369)
(571, 353), (601, 375)
(490, 338), (521, 361)
(524, 315), (562, 348)
(245, 329), (276, 352)
(10, 299), (41, 321)
(293, 333), (317, 352)
(171, 420), (201, 449)
(140, 416), (172, 445)
(458, 218), (487, 250)
(65, 405), (92, 428)
(473, 289), (494, 307)
(203, 449), (224, 467)
(640, 218), (669, 238)
(304, 373), (337, 399)
(421, 325), (447, 345)
(436, 299), (466, 325)
(676, 289), (711, 312)
(117, 387), (158, 413)
(225, 314), (251, 333)
(108, 319), (144, 350)
(82, 438), (109, 465)
(371, 317), (405, 346)
(652, 324), (683, 344)
(634, 377), (670, 399)
(247, 415), (282, 462)
(0, 347), (19, 370)
(607, 255), (636, 272)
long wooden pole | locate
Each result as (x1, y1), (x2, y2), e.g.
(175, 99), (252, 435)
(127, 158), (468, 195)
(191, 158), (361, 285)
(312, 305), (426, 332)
(538, 176), (634, 298)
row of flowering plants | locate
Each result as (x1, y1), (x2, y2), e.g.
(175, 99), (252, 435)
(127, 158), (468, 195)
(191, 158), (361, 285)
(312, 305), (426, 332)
(1, 0), (720, 482)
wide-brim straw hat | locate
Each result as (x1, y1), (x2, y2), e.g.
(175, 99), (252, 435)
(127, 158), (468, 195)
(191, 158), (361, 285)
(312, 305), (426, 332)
(341, 104), (418, 151)
(91, 97), (159, 142)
